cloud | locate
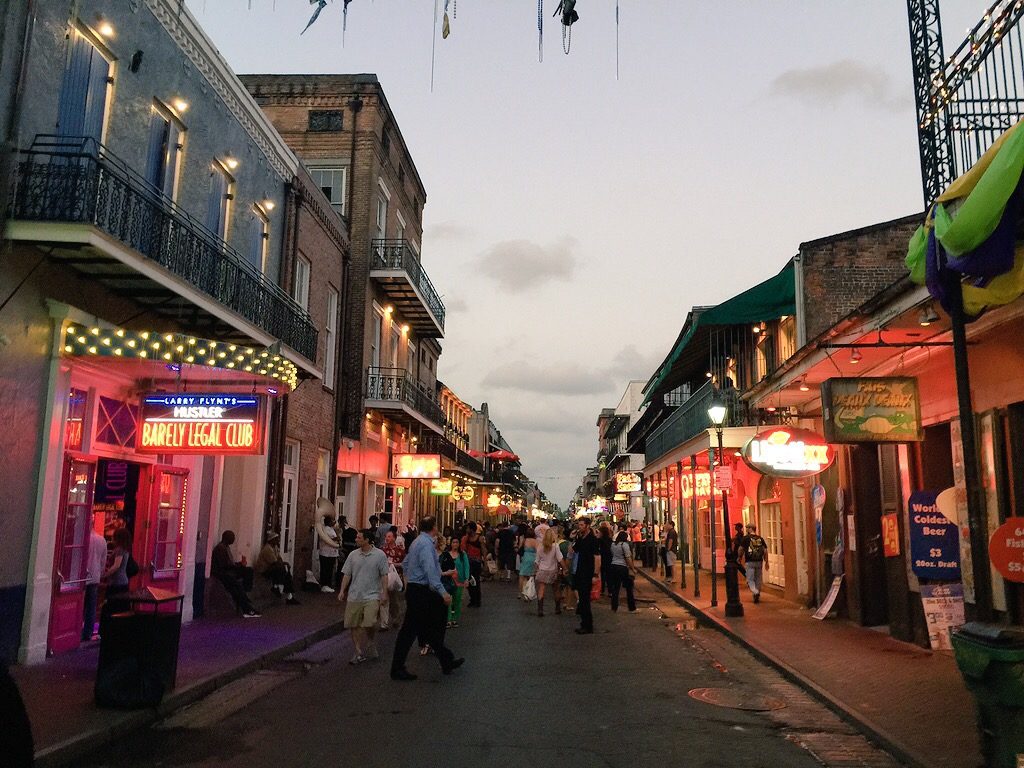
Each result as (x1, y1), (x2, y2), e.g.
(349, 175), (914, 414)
(481, 361), (615, 396)
(425, 221), (475, 241)
(475, 237), (578, 294)
(770, 59), (910, 110)
(444, 295), (469, 313)
(606, 344), (663, 382)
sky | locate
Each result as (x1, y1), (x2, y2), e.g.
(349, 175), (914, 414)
(187, 0), (985, 507)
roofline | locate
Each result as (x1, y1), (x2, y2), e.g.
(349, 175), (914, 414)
(798, 212), (924, 251)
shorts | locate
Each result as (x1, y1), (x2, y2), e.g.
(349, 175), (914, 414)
(344, 599), (381, 629)
(536, 567), (558, 585)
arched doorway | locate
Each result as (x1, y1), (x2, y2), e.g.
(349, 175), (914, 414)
(758, 475), (786, 588)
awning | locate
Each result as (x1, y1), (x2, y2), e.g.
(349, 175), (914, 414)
(641, 260), (796, 406)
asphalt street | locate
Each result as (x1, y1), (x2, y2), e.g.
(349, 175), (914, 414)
(77, 578), (903, 768)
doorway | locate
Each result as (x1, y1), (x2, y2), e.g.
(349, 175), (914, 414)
(795, 490), (810, 596)
(759, 476), (786, 588)
(281, 440), (300, 568)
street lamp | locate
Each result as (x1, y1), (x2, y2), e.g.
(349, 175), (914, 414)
(708, 394), (744, 618)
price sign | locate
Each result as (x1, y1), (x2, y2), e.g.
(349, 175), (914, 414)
(908, 490), (960, 580)
(990, 520), (1024, 583)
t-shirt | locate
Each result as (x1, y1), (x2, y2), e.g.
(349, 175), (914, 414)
(573, 532), (599, 579)
(610, 541), (632, 568)
(664, 528), (678, 551)
(496, 528), (516, 555)
(535, 542), (563, 571)
(86, 532), (108, 586)
(341, 546), (389, 601)
(462, 534), (484, 561)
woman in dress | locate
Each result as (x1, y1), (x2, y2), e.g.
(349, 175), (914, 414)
(534, 527), (564, 616)
(517, 526), (538, 600)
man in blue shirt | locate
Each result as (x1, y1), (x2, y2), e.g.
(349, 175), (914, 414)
(391, 517), (464, 681)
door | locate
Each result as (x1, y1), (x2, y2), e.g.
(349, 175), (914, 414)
(762, 501), (786, 587)
(851, 444), (889, 626)
(795, 491), (809, 596)
(142, 466), (190, 591)
(281, 441), (300, 568)
(48, 456), (96, 655)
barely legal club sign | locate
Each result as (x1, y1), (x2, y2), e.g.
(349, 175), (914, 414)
(139, 393), (264, 454)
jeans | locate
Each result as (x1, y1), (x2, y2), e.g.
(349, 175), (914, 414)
(216, 573), (255, 613)
(608, 565), (636, 612)
(573, 574), (594, 631)
(392, 583), (455, 673)
(319, 555), (338, 589)
(82, 583), (99, 641)
(744, 561), (764, 595)
(467, 559), (482, 606)
(263, 561), (294, 595)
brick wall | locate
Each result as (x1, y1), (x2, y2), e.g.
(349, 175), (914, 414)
(799, 214), (922, 342)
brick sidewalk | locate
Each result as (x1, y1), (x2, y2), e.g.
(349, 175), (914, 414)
(11, 593), (347, 768)
(637, 566), (981, 768)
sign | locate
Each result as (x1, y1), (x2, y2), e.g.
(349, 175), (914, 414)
(812, 484), (826, 547)
(139, 393), (264, 454)
(741, 427), (835, 479)
(713, 465), (733, 490)
(908, 490), (961, 580)
(920, 583), (965, 650)
(613, 493), (628, 502)
(390, 453), (441, 479)
(681, 471), (723, 500)
(430, 478), (453, 496)
(821, 377), (922, 443)
(452, 485), (475, 501)
(615, 472), (642, 494)
(486, 492), (501, 508)
(813, 576), (843, 620)
(989, 520), (1024, 583)
(881, 513), (901, 557)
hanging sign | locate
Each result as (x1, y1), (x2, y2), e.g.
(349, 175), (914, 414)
(741, 427), (835, 479)
(430, 478), (454, 496)
(989, 520), (1024, 583)
(713, 465), (733, 490)
(139, 393), (264, 455)
(908, 490), (961, 580)
(390, 453), (441, 479)
(821, 377), (922, 443)
(614, 472), (642, 494)
(881, 513), (901, 557)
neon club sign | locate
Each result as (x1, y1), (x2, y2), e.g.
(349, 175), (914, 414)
(741, 427), (835, 479)
(615, 472), (643, 494)
(390, 453), (442, 479)
(139, 393), (264, 455)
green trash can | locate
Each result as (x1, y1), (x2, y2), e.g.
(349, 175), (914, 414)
(952, 622), (1024, 768)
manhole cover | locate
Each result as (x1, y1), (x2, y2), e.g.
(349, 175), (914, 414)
(688, 687), (786, 711)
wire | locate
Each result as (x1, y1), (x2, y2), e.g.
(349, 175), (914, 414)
(0, 254), (45, 315)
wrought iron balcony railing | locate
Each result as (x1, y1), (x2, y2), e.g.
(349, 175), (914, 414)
(645, 381), (725, 463)
(365, 367), (445, 427)
(370, 239), (446, 331)
(419, 433), (484, 476)
(9, 136), (318, 361)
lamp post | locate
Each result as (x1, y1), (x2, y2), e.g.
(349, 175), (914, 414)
(708, 395), (744, 618)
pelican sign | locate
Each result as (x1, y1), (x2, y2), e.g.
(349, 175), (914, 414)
(742, 427), (835, 479)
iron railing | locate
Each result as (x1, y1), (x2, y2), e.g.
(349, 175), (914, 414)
(365, 366), (445, 427)
(9, 136), (318, 361)
(370, 239), (446, 330)
(419, 433), (484, 476)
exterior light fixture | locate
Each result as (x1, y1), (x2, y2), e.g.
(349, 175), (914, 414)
(98, 21), (115, 37)
(752, 324), (762, 334)
(263, 199), (276, 211)
(705, 371), (713, 378)
(384, 305), (394, 315)
(798, 378), (810, 392)
(850, 348), (863, 364)
(224, 157), (239, 170)
(172, 98), (189, 113)
(707, 395), (727, 427)
(401, 324), (410, 334)
(918, 305), (940, 326)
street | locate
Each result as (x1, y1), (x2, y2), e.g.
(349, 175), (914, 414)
(77, 580), (900, 768)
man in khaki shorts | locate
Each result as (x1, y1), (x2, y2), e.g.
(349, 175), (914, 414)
(339, 529), (389, 664)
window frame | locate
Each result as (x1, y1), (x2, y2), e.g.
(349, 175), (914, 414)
(309, 166), (347, 217)
(293, 255), (311, 311)
(207, 160), (234, 241)
(324, 286), (339, 389)
(145, 102), (185, 202)
(249, 204), (270, 273)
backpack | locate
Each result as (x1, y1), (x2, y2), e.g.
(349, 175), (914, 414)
(746, 535), (767, 562)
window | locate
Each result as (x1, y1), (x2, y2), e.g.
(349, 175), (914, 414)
(398, 164), (405, 184)
(57, 27), (112, 144)
(95, 396), (138, 449)
(406, 340), (416, 376)
(335, 475), (347, 518)
(206, 162), (233, 240)
(390, 326), (400, 369)
(778, 316), (797, 362)
(144, 105), (184, 200)
(293, 256), (311, 310)
(308, 109), (344, 132)
(310, 167), (346, 216)
(324, 287), (339, 388)
(395, 211), (406, 243)
(375, 196), (388, 240)
(65, 388), (88, 451)
(381, 128), (391, 156)
(371, 310), (383, 368)
(152, 471), (187, 578)
(317, 450), (330, 501)
(248, 206), (269, 272)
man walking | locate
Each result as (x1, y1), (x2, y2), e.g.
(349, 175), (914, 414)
(339, 529), (389, 664)
(571, 516), (601, 635)
(391, 517), (464, 681)
(738, 523), (769, 603)
(496, 521), (517, 582)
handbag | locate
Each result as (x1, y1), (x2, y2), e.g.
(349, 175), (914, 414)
(522, 576), (537, 601)
(125, 554), (140, 579)
(386, 563), (403, 592)
(590, 579), (601, 600)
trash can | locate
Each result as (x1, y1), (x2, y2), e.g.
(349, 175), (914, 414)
(95, 587), (184, 709)
(952, 622), (1024, 768)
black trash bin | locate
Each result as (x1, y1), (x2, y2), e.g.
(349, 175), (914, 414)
(95, 588), (184, 709)
(952, 622), (1024, 768)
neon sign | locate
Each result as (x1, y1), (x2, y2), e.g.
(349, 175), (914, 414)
(430, 478), (454, 496)
(681, 472), (724, 500)
(391, 453), (441, 479)
(139, 393), (264, 455)
(742, 427), (834, 479)
(615, 472), (642, 494)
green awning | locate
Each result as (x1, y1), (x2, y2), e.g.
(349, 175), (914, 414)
(641, 260), (796, 407)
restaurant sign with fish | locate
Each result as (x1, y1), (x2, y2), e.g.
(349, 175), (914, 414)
(821, 377), (923, 444)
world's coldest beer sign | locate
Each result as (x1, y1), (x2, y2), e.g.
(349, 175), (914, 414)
(139, 393), (265, 455)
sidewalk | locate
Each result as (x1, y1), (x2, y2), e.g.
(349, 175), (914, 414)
(637, 566), (981, 768)
(11, 593), (346, 768)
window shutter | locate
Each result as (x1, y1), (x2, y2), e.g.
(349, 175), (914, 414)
(145, 113), (169, 191)
(57, 33), (95, 138)
(82, 48), (110, 145)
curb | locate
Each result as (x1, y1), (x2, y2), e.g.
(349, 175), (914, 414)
(34, 618), (346, 768)
(637, 570), (933, 768)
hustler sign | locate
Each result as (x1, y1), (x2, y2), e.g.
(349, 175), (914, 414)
(741, 427), (835, 479)
(139, 393), (265, 455)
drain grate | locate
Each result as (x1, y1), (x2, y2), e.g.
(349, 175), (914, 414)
(688, 687), (787, 712)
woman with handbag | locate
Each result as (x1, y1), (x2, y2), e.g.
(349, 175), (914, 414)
(608, 530), (638, 612)
(517, 526), (538, 600)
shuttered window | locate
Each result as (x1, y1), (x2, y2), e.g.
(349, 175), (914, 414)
(144, 107), (183, 200)
(57, 29), (111, 145)
(206, 163), (231, 240)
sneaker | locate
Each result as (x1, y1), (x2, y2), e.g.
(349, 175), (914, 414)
(419, 645), (431, 656)
(451, 621), (459, 628)
(320, 585), (335, 593)
(366, 645), (380, 661)
(242, 610), (262, 618)
(391, 668), (417, 681)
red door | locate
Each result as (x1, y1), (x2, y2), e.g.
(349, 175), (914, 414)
(139, 465), (190, 593)
(47, 456), (97, 655)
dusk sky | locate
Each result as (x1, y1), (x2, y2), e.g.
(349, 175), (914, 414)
(188, 0), (984, 507)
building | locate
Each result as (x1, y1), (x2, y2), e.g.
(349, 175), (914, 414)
(0, 0), (322, 663)
(597, 381), (647, 520)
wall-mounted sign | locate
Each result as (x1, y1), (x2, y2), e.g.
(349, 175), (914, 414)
(741, 427), (835, 479)
(681, 472), (723, 500)
(989, 520), (1024, 583)
(881, 513), (901, 557)
(615, 472), (642, 494)
(713, 465), (733, 490)
(430, 479), (454, 496)
(613, 493), (628, 502)
(452, 485), (475, 501)
(139, 393), (264, 454)
(821, 377), (923, 443)
(486, 492), (501, 509)
(390, 453), (441, 479)
(908, 490), (960, 580)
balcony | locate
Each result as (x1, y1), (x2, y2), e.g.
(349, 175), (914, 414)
(644, 381), (719, 463)
(6, 137), (318, 363)
(370, 239), (445, 338)
(419, 433), (484, 478)
(365, 367), (444, 433)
